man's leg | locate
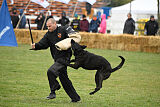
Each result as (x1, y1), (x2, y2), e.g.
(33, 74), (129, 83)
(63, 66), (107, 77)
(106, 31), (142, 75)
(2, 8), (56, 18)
(59, 67), (81, 102)
(47, 64), (61, 99)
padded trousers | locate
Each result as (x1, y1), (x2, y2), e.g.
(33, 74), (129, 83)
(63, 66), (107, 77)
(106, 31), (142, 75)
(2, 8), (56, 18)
(47, 59), (80, 101)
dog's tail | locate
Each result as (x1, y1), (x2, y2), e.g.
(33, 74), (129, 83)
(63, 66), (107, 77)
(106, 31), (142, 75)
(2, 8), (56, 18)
(111, 56), (125, 73)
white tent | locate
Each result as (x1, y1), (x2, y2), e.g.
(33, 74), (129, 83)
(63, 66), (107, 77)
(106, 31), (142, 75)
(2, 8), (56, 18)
(107, 0), (158, 34)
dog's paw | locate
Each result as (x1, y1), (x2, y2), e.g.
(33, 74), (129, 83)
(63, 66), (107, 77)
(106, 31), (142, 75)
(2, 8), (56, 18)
(89, 92), (94, 95)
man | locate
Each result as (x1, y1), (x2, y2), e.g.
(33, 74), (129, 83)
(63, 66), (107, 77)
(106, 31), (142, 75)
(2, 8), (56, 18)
(58, 11), (70, 26)
(89, 15), (100, 33)
(35, 12), (45, 30)
(144, 15), (159, 36)
(31, 18), (81, 102)
(70, 14), (80, 32)
(123, 13), (135, 35)
(10, 7), (19, 28)
(19, 9), (26, 29)
(80, 14), (89, 32)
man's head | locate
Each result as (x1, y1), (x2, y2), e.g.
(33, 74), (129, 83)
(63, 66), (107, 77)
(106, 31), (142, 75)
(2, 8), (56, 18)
(62, 11), (66, 18)
(12, 7), (17, 14)
(127, 13), (132, 19)
(150, 15), (155, 21)
(93, 15), (97, 21)
(46, 18), (57, 32)
(74, 14), (78, 19)
(82, 14), (86, 19)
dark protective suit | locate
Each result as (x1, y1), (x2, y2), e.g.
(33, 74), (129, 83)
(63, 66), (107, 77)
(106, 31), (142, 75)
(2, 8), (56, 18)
(34, 25), (80, 101)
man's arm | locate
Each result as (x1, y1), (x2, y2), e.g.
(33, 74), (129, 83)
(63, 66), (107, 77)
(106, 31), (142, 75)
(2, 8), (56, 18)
(155, 22), (159, 34)
(132, 20), (135, 34)
(64, 25), (76, 35)
(144, 22), (148, 31)
(31, 33), (49, 50)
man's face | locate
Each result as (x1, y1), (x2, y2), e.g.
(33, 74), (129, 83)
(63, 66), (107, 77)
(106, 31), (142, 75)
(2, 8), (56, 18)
(127, 14), (131, 19)
(13, 10), (17, 14)
(151, 18), (155, 21)
(39, 15), (42, 18)
(47, 21), (57, 32)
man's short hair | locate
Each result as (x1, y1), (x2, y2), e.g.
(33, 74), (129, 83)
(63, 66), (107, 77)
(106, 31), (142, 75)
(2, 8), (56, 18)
(150, 15), (154, 19)
(47, 18), (56, 24)
(82, 14), (86, 18)
(128, 13), (132, 16)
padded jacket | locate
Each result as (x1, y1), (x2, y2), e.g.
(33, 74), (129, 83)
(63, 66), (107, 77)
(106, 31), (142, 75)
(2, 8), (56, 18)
(35, 25), (75, 61)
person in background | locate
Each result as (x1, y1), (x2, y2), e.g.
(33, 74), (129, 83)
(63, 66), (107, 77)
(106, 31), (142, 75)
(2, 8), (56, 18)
(70, 14), (80, 32)
(99, 14), (106, 34)
(19, 9), (26, 29)
(144, 15), (159, 36)
(10, 7), (19, 28)
(58, 11), (70, 26)
(43, 11), (53, 30)
(123, 13), (135, 35)
(35, 12), (45, 30)
(80, 14), (89, 32)
(89, 15), (100, 33)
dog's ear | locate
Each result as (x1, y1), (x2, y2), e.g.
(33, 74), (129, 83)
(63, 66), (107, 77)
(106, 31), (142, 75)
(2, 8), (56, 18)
(71, 39), (75, 43)
(81, 45), (87, 49)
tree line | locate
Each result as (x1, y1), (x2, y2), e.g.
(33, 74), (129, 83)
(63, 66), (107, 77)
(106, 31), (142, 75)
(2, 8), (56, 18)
(107, 0), (134, 7)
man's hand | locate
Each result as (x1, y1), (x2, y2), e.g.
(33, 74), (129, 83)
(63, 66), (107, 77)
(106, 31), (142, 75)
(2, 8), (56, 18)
(31, 43), (35, 49)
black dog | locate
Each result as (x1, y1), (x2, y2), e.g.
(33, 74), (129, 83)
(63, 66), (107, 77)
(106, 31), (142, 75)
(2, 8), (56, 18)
(59, 39), (125, 95)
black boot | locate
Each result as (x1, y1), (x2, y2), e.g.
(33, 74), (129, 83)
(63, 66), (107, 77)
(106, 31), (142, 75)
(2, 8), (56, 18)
(46, 92), (56, 100)
(71, 98), (81, 103)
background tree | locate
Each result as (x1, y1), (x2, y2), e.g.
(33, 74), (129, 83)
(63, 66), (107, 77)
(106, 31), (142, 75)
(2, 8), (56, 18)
(107, 0), (133, 7)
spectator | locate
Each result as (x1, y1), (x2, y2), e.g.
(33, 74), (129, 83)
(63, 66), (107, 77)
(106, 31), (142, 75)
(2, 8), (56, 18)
(70, 14), (80, 32)
(47, 11), (53, 20)
(43, 11), (53, 30)
(10, 7), (19, 28)
(35, 12), (45, 30)
(89, 15), (100, 33)
(123, 13), (135, 34)
(58, 11), (70, 26)
(80, 14), (89, 32)
(144, 15), (159, 36)
(99, 14), (106, 34)
(19, 9), (26, 29)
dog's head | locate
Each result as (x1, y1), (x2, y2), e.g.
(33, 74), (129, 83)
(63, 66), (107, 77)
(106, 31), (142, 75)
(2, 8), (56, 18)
(71, 39), (87, 55)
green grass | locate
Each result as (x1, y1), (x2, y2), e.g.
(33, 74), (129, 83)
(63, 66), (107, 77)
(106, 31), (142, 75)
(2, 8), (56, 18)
(0, 44), (160, 107)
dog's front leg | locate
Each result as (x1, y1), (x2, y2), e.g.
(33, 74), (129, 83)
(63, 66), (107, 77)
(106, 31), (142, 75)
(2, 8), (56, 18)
(68, 62), (80, 69)
(70, 59), (75, 63)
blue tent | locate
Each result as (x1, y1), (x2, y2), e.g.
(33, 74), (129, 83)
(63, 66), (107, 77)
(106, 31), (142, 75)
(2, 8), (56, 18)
(101, 7), (111, 19)
(0, 0), (18, 47)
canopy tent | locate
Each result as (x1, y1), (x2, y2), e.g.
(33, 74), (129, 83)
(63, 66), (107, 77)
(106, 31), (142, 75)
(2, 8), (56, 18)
(107, 0), (158, 34)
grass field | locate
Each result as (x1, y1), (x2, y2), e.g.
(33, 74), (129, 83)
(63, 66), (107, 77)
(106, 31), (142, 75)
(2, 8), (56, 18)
(0, 44), (160, 107)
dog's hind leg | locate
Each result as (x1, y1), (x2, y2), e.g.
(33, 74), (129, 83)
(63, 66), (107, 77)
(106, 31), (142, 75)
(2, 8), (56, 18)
(90, 71), (103, 95)
(103, 72), (111, 80)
